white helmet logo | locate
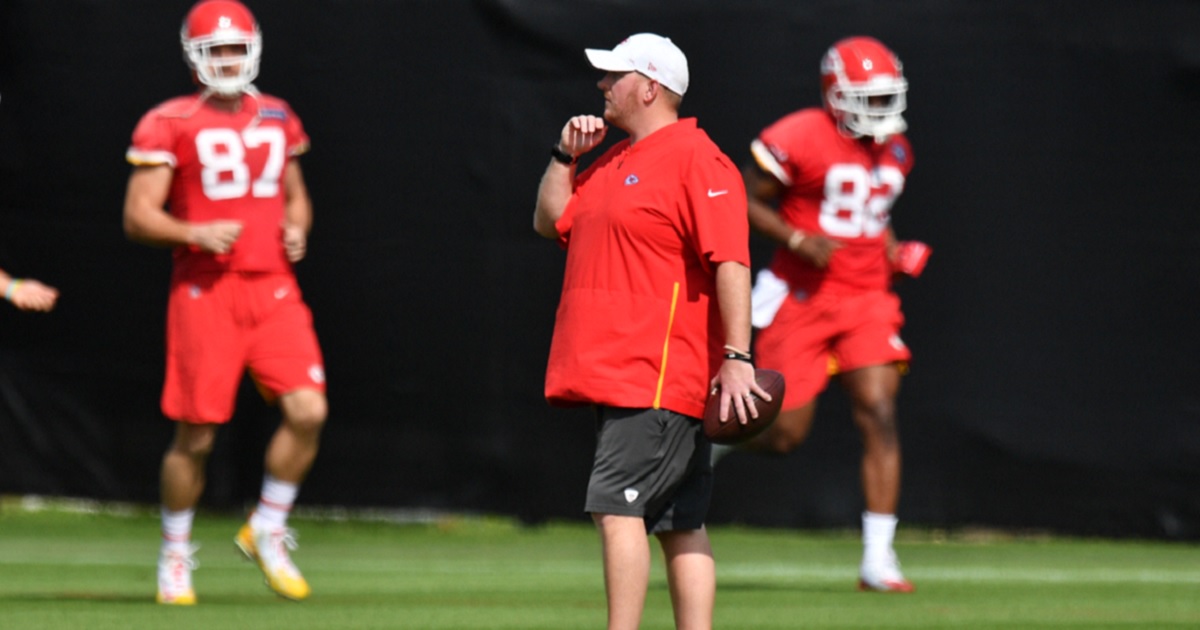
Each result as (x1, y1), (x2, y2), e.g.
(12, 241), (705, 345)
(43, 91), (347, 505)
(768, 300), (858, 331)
(218, 16), (231, 28)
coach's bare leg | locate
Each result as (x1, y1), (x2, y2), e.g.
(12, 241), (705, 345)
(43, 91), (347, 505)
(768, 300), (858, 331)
(161, 422), (218, 511)
(742, 401), (818, 454)
(842, 365), (902, 513)
(657, 528), (715, 630)
(266, 388), (327, 483)
(594, 513), (651, 630)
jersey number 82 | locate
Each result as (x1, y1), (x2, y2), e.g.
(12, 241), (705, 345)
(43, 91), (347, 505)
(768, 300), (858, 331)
(819, 163), (904, 238)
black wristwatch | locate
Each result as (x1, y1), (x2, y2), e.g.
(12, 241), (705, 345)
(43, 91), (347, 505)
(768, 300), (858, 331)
(550, 144), (577, 165)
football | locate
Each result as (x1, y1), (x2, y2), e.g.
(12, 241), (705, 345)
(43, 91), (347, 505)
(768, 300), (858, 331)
(703, 369), (786, 445)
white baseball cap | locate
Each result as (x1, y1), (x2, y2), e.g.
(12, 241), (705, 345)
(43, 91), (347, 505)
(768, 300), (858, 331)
(585, 33), (689, 96)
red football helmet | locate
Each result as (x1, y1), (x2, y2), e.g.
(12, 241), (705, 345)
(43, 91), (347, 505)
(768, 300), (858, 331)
(820, 36), (908, 142)
(180, 0), (262, 96)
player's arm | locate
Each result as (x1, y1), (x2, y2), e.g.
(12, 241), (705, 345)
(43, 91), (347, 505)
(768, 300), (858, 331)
(743, 162), (792, 244)
(282, 160), (311, 263)
(713, 260), (771, 422)
(884, 227), (898, 263)
(123, 164), (242, 254)
(743, 160), (842, 268)
(0, 267), (58, 312)
(533, 115), (607, 239)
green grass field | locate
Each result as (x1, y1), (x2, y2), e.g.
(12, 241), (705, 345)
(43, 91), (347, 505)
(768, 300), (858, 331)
(1, 501), (1198, 629)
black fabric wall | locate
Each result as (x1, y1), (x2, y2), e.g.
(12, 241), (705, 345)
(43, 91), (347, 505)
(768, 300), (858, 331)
(2, 0), (1198, 538)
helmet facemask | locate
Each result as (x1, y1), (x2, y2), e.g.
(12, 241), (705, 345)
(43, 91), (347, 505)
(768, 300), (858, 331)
(181, 23), (261, 97)
(826, 77), (908, 142)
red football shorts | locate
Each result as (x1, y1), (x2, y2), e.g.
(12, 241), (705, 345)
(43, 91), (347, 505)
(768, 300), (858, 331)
(162, 271), (326, 423)
(753, 289), (910, 411)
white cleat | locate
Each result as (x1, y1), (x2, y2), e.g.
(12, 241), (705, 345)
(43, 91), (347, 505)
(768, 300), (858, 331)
(156, 543), (199, 605)
(235, 523), (311, 601)
(859, 551), (915, 593)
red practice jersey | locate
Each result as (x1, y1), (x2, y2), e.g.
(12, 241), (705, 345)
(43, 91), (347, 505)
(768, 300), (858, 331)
(127, 92), (310, 275)
(752, 108), (913, 295)
(546, 119), (750, 420)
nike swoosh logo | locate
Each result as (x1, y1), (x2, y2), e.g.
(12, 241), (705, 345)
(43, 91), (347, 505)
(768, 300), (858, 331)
(707, 189), (729, 198)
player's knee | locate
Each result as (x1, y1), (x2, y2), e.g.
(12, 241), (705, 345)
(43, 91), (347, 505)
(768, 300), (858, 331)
(856, 397), (898, 437)
(282, 390), (327, 435)
(170, 425), (217, 459)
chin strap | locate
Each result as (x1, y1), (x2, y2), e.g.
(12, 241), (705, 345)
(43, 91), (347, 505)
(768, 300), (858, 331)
(870, 115), (908, 143)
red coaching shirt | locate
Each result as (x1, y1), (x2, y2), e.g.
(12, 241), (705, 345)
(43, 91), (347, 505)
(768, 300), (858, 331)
(126, 93), (310, 276)
(546, 118), (750, 420)
(753, 108), (913, 296)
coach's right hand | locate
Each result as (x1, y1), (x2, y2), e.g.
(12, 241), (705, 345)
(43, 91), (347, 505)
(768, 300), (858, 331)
(188, 220), (244, 255)
(559, 115), (607, 158)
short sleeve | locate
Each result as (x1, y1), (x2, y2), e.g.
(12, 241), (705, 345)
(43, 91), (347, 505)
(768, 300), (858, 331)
(753, 119), (800, 187)
(126, 110), (178, 167)
(685, 149), (750, 269)
(555, 197), (575, 248)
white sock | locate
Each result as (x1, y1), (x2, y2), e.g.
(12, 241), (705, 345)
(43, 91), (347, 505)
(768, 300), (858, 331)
(161, 507), (195, 551)
(249, 475), (298, 531)
(862, 511), (898, 565)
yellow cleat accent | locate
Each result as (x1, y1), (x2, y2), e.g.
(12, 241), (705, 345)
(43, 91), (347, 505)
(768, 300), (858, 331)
(235, 523), (311, 601)
(156, 589), (197, 605)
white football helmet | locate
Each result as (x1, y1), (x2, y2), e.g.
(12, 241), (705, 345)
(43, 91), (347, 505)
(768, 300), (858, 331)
(820, 36), (908, 142)
(180, 0), (262, 97)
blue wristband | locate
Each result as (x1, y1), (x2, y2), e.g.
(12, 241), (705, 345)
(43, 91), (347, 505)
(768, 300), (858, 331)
(4, 279), (22, 301)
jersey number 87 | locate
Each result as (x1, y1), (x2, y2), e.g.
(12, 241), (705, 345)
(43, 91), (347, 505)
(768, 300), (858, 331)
(195, 127), (286, 201)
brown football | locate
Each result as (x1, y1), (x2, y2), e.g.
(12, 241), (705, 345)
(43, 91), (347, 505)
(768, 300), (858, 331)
(702, 369), (786, 445)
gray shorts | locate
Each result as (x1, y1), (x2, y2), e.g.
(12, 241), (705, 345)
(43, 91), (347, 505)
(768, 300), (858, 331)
(584, 406), (713, 534)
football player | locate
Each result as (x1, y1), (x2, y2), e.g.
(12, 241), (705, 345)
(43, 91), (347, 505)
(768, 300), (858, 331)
(715, 36), (928, 593)
(124, 0), (326, 604)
